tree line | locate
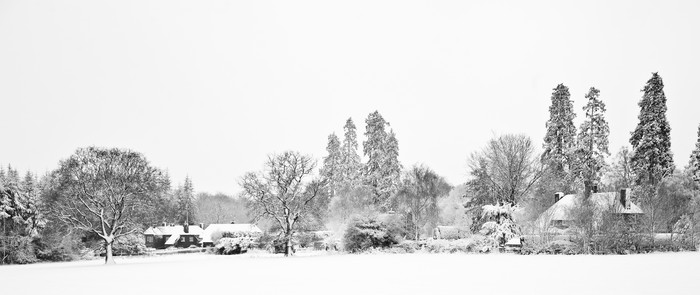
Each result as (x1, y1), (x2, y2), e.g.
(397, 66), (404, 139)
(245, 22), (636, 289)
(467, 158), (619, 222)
(2, 73), (700, 262)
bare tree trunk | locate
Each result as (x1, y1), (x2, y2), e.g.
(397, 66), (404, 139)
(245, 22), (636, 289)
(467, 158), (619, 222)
(104, 236), (115, 265)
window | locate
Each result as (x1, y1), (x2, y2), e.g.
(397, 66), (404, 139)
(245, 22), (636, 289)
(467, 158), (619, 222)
(189, 236), (194, 242)
(146, 236), (153, 243)
(180, 237), (185, 242)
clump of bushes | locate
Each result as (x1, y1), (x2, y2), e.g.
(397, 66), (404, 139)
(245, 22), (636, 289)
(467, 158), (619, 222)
(215, 237), (254, 255)
(423, 236), (489, 253)
(521, 240), (582, 255)
(343, 216), (406, 253)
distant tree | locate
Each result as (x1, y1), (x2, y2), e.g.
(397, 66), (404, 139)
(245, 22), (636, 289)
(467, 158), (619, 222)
(602, 146), (635, 192)
(572, 87), (610, 196)
(437, 184), (472, 230)
(542, 83), (577, 190)
(340, 118), (363, 184)
(689, 124), (700, 185)
(1, 182), (43, 264)
(396, 165), (451, 240)
(327, 183), (375, 224)
(52, 147), (167, 264)
(3, 165), (20, 187)
(630, 72), (675, 186)
(175, 177), (196, 224)
(363, 111), (401, 209)
(467, 134), (544, 233)
(467, 134), (544, 206)
(240, 151), (324, 256)
(320, 133), (342, 198)
(195, 193), (250, 225)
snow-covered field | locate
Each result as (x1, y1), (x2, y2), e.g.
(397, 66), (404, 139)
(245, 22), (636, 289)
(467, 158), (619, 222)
(1, 251), (698, 295)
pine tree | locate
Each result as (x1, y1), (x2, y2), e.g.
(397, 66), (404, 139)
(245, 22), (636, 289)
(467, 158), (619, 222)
(573, 87), (610, 195)
(321, 133), (342, 197)
(4, 165), (19, 187)
(688, 124), (700, 184)
(21, 172), (38, 200)
(630, 72), (675, 186)
(362, 111), (401, 209)
(176, 177), (196, 224)
(340, 118), (363, 184)
(384, 129), (402, 192)
(542, 84), (577, 189)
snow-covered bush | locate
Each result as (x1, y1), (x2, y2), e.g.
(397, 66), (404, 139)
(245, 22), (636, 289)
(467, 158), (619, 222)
(479, 204), (520, 249)
(343, 216), (404, 253)
(424, 236), (488, 253)
(215, 237), (254, 255)
(94, 233), (147, 256)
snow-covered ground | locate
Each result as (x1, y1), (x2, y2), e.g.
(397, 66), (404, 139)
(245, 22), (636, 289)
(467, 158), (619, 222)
(1, 251), (698, 295)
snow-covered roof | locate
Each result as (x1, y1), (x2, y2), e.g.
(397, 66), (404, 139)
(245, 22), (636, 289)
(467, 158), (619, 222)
(143, 225), (204, 236)
(201, 224), (263, 244)
(536, 192), (643, 226)
(165, 234), (180, 246)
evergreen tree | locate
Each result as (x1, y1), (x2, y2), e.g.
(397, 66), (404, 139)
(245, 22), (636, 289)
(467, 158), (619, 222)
(542, 84), (577, 190)
(321, 133), (342, 197)
(21, 171), (38, 199)
(363, 111), (401, 209)
(689, 124), (700, 184)
(572, 87), (610, 195)
(340, 118), (362, 183)
(4, 165), (19, 187)
(176, 177), (196, 224)
(630, 72), (675, 186)
(384, 130), (402, 193)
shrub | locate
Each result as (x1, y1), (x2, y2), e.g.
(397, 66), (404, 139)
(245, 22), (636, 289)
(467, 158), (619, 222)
(396, 240), (419, 253)
(424, 236), (489, 253)
(343, 216), (404, 253)
(521, 240), (582, 255)
(215, 237), (254, 255)
(1, 236), (38, 264)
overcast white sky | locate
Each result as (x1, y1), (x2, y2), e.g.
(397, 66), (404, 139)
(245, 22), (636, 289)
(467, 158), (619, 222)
(1, 0), (698, 195)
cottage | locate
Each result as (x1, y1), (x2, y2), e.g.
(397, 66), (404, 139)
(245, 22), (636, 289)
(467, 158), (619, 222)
(200, 223), (263, 246)
(536, 188), (644, 232)
(143, 223), (205, 249)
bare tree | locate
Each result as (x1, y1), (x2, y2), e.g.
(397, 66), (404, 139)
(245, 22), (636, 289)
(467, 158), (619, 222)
(468, 134), (544, 205)
(396, 165), (451, 240)
(54, 147), (166, 264)
(240, 151), (323, 256)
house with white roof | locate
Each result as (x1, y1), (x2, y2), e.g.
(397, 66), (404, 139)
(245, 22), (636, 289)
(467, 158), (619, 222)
(536, 188), (644, 232)
(143, 223), (205, 249)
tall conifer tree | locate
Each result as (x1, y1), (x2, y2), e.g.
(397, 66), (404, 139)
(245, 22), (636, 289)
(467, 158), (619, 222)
(321, 133), (342, 197)
(363, 111), (401, 209)
(340, 118), (362, 183)
(630, 72), (675, 186)
(573, 87), (610, 195)
(176, 176), (196, 224)
(688, 124), (700, 184)
(542, 84), (577, 192)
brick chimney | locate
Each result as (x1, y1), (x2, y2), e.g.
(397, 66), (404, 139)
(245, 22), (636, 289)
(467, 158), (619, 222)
(620, 188), (631, 210)
(592, 184), (598, 193)
(554, 192), (564, 203)
(184, 223), (190, 233)
(199, 223), (204, 230)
